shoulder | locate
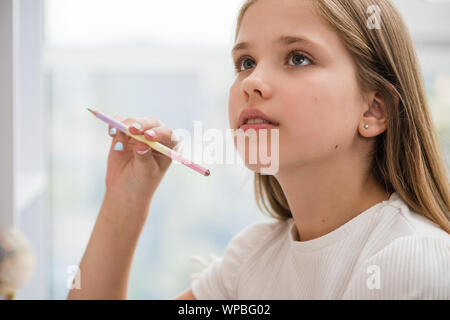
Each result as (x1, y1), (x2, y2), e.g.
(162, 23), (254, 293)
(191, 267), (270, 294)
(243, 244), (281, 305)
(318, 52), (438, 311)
(362, 192), (449, 254)
(218, 218), (290, 278)
(343, 235), (450, 299)
(381, 192), (449, 240)
(227, 217), (290, 253)
(190, 218), (290, 299)
(342, 193), (450, 299)
(369, 235), (450, 269)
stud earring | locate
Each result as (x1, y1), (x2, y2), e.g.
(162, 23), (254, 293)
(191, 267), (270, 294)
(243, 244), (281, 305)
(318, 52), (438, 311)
(364, 124), (369, 129)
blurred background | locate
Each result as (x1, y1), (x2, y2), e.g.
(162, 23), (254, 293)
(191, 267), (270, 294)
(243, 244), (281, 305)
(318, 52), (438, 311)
(0, 0), (449, 299)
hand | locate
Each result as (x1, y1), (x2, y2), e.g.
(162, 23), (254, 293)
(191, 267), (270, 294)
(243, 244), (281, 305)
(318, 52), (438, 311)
(105, 115), (180, 203)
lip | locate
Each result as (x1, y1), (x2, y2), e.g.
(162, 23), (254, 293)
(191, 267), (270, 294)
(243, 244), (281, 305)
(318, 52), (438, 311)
(238, 108), (279, 128)
(239, 123), (279, 133)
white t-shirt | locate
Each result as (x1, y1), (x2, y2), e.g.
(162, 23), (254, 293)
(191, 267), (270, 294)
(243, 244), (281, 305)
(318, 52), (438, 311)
(190, 192), (450, 299)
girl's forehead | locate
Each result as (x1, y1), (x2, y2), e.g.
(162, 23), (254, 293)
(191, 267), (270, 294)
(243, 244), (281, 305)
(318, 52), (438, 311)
(240, 0), (317, 26)
(235, 0), (348, 60)
(236, 0), (331, 44)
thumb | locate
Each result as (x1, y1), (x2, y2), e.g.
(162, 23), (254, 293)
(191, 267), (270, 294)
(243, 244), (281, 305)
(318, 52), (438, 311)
(133, 146), (157, 173)
(134, 145), (153, 159)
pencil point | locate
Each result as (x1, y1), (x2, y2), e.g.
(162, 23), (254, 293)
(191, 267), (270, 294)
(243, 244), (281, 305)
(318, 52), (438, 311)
(86, 107), (97, 116)
(205, 169), (210, 176)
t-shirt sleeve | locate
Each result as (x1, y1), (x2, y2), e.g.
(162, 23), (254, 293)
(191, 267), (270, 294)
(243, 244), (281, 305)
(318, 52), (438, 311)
(342, 235), (450, 299)
(190, 219), (274, 300)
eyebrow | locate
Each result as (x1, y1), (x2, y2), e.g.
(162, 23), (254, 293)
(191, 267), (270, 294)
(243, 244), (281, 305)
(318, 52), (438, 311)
(231, 35), (321, 55)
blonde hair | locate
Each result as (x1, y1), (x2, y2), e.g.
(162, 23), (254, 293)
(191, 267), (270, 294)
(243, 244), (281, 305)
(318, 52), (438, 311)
(234, 0), (450, 233)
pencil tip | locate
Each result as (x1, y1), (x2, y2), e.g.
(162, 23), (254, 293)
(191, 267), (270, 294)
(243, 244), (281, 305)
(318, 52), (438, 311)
(205, 169), (210, 176)
(86, 107), (97, 115)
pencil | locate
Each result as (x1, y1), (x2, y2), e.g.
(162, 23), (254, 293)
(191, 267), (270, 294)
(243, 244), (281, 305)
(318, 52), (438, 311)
(87, 107), (210, 177)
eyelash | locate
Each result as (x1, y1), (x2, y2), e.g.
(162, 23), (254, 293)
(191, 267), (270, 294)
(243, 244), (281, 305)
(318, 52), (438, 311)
(233, 50), (315, 73)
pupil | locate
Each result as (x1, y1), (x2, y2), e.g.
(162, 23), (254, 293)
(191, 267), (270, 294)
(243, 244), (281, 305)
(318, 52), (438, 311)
(293, 55), (304, 64)
(244, 60), (254, 69)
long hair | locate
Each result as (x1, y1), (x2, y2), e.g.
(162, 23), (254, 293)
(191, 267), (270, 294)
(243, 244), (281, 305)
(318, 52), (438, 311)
(233, 0), (450, 233)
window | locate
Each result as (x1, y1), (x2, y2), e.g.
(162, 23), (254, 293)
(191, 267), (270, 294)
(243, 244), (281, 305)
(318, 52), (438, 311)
(44, 0), (264, 299)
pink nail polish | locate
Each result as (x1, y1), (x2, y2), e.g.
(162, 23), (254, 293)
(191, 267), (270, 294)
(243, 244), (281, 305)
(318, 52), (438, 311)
(137, 148), (150, 155)
(145, 129), (156, 138)
(132, 123), (142, 131)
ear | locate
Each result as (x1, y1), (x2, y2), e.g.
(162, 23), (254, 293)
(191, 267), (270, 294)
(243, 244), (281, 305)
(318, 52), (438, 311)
(359, 92), (388, 138)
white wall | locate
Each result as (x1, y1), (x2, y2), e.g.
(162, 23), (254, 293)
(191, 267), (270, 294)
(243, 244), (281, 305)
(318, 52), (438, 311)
(392, 0), (450, 43)
(0, 0), (17, 228)
(0, 0), (49, 299)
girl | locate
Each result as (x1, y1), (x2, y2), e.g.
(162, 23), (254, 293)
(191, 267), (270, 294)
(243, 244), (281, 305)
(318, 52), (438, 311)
(68, 0), (450, 299)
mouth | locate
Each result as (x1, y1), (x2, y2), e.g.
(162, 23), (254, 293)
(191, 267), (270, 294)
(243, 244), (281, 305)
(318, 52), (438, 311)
(239, 120), (279, 132)
(238, 109), (280, 130)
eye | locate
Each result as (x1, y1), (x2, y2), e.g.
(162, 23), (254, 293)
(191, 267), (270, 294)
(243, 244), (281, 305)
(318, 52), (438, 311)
(233, 50), (314, 73)
(234, 56), (255, 73)
(288, 51), (313, 67)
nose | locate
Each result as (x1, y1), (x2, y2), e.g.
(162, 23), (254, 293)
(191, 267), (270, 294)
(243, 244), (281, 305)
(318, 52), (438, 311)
(241, 72), (272, 102)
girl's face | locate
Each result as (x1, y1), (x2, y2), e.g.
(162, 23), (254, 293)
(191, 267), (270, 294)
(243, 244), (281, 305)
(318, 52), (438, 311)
(229, 0), (367, 174)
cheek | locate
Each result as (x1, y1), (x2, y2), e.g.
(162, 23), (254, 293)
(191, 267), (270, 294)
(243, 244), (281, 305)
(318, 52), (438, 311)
(278, 72), (360, 158)
(279, 81), (337, 142)
(228, 82), (240, 128)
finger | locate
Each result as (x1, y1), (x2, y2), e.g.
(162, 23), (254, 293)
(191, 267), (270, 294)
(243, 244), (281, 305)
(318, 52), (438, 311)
(134, 141), (153, 157)
(127, 117), (162, 135)
(108, 115), (126, 138)
(143, 125), (180, 150)
(111, 116), (138, 153)
(130, 118), (163, 158)
(108, 126), (118, 137)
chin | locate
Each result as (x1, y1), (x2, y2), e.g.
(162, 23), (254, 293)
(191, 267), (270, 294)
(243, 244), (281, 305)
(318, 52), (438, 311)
(240, 161), (280, 175)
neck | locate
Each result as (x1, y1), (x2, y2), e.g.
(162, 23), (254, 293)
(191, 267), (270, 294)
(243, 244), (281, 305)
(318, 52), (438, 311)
(274, 154), (390, 242)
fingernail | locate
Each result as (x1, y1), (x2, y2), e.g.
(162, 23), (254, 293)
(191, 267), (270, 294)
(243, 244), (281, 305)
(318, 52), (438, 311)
(113, 142), (123, 151)
(145, 129), (156, 138)
(131, 123), (142, 131)
(109, 127), (117, 135)
(136, 148), (150, 155)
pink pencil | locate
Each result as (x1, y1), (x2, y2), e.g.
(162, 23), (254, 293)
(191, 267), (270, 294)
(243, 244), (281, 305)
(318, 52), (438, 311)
(87, 108), (210, 177)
